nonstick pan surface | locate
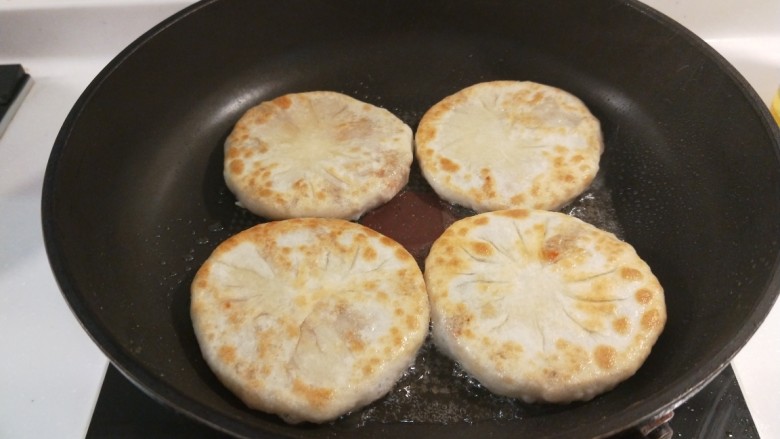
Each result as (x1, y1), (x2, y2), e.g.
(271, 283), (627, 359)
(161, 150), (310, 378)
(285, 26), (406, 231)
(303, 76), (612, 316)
(42, 0), (780, 437)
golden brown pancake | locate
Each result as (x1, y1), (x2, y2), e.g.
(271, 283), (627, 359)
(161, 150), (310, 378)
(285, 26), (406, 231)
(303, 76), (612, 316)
(191, 218), (430, 423)
(415, 81), (603, 212)
(424, 209), (665, 403)
(224, 91), (413, 220)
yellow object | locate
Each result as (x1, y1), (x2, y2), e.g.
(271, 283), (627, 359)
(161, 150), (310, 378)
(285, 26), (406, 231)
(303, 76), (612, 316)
(771, 87), (780, 127)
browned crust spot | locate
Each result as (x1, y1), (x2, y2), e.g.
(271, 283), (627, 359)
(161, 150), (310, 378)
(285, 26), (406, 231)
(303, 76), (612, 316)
(390, 326), (403, 347)
(394, 247), (410, 261)
(273, 95), (292, 109)
(491, 341), (524, 363)
(448, 303), (474, 337)
(510, 194), (526, 205)
(594, 345), (617, 370)
(612, 317), (630, 335)
(479, 168), (497, 198)
(285, 322), (300, 338)
(473, 216), (490, 226)
(248, 105), (275, 125)
(620, 267), (643, 281)
(194, 274), (209, 290)
(641, 309), (663, 330)
(481, 302), (497, 318)
(380, 236), (395, 247)
(416, 125), (437, 145)
(291, 379), (333, 408)
(361, 356), (382, 377)
(635, 288), (653, 304)
(496, 209), (530, 219)
(344, 330), (366, 352)
(362, 246), (377, 261)
(229, 159), (244, 174)
(218, 345), (236, 364)
(439, 157), (460, 172)
(470, 241), (493, 257)
(226, 147), (241, 159)
(405, 314), (418, 330)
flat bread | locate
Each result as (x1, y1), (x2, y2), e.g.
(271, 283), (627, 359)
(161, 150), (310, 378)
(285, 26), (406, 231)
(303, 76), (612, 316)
(415, 81), (603, 212)
(424, 209), (665, 403)
(224, 91), (413, 220)
(191, 218), (429, 423)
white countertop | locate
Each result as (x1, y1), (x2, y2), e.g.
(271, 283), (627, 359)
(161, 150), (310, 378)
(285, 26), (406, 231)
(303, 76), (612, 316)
(1, 1), (778, 438)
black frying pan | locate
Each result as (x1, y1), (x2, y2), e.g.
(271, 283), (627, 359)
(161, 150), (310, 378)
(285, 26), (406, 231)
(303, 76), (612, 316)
(42, 0), (780, 437)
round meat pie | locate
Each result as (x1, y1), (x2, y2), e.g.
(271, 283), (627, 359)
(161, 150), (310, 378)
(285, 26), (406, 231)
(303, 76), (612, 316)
(415, 81), (603, 212)
(224, 91), (413, 220)
(191, 218), (430, 423)
(424, 209), (666, 403)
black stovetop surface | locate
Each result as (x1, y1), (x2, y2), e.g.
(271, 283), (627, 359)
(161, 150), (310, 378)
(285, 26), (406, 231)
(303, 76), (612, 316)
(86, 363), (759, 438)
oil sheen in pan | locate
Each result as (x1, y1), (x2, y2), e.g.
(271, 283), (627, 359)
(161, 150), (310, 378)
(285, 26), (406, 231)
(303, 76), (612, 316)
(152, 152), (622, 425)
(351, 168), (624, 425)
